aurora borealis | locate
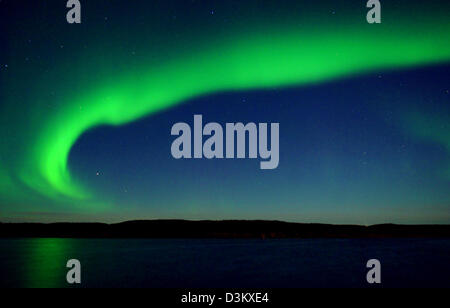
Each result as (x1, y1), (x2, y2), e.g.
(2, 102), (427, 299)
(0, 0), (449, 223)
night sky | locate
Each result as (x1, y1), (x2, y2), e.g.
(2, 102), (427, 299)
(0, 0), (449, 224)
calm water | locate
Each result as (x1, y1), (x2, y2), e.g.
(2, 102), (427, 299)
(0, 238), (449, 288)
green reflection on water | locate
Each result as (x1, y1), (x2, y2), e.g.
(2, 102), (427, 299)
(24, 238), (72, 288)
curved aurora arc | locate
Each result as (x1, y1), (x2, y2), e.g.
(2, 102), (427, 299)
(1, 5), (450, 212)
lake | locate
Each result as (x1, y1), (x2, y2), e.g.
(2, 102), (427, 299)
(0, 238), (449, 288)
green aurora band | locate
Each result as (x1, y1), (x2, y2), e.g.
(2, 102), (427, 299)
(1, 3), (450, 211)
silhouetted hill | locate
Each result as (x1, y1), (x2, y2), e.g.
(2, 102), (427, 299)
(0, 220), (449, 238)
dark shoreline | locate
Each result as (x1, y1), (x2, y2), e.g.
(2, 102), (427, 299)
(1, 220), (449, 238)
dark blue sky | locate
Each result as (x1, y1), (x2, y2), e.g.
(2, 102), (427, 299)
(69, 65), (450, 224)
